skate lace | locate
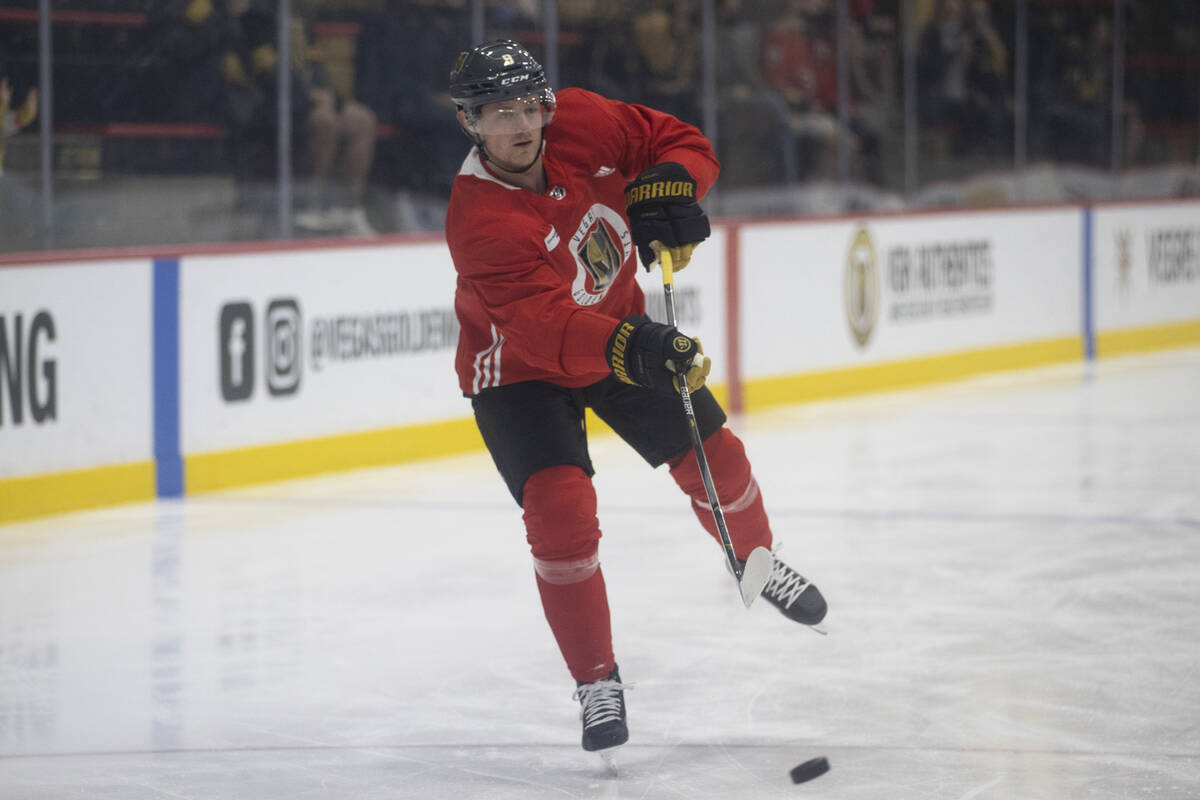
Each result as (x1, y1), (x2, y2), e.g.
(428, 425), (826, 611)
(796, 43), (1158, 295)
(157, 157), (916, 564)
(763, 559), (811, 609)
(572, 678), (630, 729)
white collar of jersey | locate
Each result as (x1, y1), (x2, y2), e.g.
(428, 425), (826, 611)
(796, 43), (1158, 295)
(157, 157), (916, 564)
(458, 146), (547, 190)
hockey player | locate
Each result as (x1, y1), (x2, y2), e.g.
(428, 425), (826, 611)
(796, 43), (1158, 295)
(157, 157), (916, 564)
(444, 40), (827, 755)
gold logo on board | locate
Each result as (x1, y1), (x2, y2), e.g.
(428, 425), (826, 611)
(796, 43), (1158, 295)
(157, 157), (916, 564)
(845, 226), (880, 348)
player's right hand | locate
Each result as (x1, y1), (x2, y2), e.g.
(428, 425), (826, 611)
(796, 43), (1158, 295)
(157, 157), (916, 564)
(605, 315), (711, 394)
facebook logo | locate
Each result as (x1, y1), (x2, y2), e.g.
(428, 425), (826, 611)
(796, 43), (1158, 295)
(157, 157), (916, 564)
(265, 299), (301, 396)
(220, 302), (254, 401)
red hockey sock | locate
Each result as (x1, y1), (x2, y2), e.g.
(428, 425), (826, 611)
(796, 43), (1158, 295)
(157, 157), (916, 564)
(523, 465), (614, 683)
(667, 427), (773, 558)
(534, 568), (614, 683)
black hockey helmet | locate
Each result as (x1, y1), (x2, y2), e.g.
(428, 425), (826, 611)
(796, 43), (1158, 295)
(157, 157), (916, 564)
(449, 39), (555, 127)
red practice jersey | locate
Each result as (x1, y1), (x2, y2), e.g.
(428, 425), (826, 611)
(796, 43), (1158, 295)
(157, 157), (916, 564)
(445, 88), (719, 396)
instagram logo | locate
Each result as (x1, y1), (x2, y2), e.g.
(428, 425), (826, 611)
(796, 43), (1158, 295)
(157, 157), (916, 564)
(265, 299), (301, 396)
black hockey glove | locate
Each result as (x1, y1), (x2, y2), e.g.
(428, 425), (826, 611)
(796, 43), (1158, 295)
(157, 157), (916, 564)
(624, 161), (711, 271)
(605, 315), (711, 394)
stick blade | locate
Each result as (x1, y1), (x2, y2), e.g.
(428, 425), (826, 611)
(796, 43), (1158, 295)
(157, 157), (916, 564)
(739, 546), (773, 608)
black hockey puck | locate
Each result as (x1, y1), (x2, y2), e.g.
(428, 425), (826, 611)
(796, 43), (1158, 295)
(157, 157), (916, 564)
(789, 756), (830, 784)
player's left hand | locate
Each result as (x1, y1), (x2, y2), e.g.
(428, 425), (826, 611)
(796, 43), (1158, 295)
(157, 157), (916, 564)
(624, 162), (710, 271)
(605, 315), (711, 394)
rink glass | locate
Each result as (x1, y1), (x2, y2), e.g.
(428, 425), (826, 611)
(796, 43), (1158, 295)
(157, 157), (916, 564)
(0, 0), (1196, 253)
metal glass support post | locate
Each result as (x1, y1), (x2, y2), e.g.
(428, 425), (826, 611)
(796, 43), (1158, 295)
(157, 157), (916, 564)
(1014, 0), (1028, 202)
(836, 0), (851, 186)
(701, 0), (718, 149)
(1111, 0), (1125, 174)
(37, 0), (53, 246)
(470, 0), (484, 44)
(542, 0), (559, 91)
(277, 0), (293, 238)
(902, 0), (917, 197)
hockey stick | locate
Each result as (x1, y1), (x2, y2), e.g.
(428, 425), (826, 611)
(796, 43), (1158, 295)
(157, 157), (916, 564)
(658, 248), (773, 608)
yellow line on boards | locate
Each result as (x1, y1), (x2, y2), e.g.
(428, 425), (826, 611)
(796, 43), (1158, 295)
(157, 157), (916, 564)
(1095, 319), (1200, 358)
(743, 336), (1083, 412)
(184, 417), (485, 494)
(0, 461), (156, 525)
(187, 383), (730, 492)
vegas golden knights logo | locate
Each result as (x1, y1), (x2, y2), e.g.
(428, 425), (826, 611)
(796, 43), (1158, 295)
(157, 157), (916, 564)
(570, 204), (633, 306)
(577, 220), (621, 293)
(844, 226), (880, 348)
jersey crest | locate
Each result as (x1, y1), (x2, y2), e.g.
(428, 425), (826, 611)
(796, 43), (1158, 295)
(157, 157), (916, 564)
(569, 204), (632, 306)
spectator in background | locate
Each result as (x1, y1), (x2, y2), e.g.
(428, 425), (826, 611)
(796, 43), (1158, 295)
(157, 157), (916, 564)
(631, 0), (702, 126)
(588, 0), (645, 102)
(127, 0), (228, 124)
(290, 8), (378, 235)
(1032, 8), (1144, 168)
(0, 76), (37, 176)
(220, 0), (311, 236)
(220, 0), (377, 236)
(714, 0), (799, 186)
(760, 0), (883, 183)
(356, 0), (465, 230)
(853, 0), (898, 84)
(849, 0), (898, 177)
(803, 0), (885, 184)
(0, 72), (39, 251)
(759, 0), (840, 179)
(916, 0), (1009, 156)
(591, 0), (700, 125)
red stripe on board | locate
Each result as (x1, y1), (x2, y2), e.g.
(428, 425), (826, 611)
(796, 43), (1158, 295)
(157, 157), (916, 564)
(0, 232), (448, 269)
(0, 8), (147, 26)
(725, 224), (743, 415)
(56, 122), (228, 139)
(313, 21), (362, 37)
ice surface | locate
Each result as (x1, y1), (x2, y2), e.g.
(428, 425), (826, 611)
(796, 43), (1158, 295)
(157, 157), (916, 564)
(2, 349), (1198, 799)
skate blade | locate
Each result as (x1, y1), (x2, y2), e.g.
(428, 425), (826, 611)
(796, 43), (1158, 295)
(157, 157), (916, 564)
(598, 748), (621, 776)
(808, 623), (829, 636)
(739, 546), (773, 608)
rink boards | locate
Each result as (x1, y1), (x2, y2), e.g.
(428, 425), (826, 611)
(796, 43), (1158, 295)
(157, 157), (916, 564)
(2, 201), (1198, 522)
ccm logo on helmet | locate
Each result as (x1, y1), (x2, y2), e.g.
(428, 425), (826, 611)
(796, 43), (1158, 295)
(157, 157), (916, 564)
(500, 72), (531, 86)
(624, 181), (695, 205)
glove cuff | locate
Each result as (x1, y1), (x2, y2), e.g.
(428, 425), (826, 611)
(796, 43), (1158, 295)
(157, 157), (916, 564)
(605, 315), (646, 386)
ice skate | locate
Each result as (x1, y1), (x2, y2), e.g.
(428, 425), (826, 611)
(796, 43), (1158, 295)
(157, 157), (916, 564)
(740, 553), (828, 627)
(573, 665), (629, 753)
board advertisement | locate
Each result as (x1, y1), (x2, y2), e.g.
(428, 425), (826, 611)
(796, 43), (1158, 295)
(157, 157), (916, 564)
(739, 209), (1083, 380)
(0, 261), (152, 478)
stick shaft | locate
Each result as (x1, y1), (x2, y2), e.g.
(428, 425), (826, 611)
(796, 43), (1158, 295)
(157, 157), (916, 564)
(660, 250), (743, 580)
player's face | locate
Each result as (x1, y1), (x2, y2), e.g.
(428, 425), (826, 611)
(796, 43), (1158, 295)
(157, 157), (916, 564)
(476, 94), (549, 136)
(473, 94), (550, 172)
